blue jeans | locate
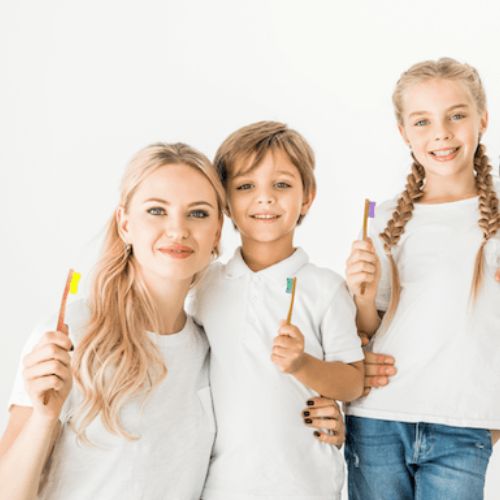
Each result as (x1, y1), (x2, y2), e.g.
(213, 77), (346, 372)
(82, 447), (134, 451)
(345, 416), (492, 500)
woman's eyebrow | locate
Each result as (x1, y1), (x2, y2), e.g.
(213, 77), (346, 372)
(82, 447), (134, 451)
(144, 197), (215, 208)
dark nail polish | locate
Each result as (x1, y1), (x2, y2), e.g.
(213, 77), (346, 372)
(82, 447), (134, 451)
(303, 411), (310, 417)
(70, 344), (74, 352)
(313, 431), (320, 437)
(307, 400), (314, 406)
(304, 418), (312, 424)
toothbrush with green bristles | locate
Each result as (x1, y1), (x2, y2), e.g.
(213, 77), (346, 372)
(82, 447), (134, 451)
(285, 277), (297, 324)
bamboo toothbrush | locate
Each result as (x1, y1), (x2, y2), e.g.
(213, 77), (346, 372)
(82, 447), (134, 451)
(285, 277), (297, 324)
(43, 269), (81, 405)
(360, 199), (376, 295)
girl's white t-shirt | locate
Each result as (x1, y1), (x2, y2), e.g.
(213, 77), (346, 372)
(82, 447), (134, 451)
(8, 300), (215, 500)
(347, 184), (500, 429)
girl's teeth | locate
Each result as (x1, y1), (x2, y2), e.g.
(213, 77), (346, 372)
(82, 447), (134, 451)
(433, 148), (457, 157)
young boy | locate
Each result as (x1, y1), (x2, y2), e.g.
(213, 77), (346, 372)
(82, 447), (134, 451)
(192, 121), (364, 499)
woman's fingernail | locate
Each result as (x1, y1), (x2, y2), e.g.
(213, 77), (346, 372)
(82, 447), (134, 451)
(70, 344), (74, 352)
(307, 400), (314, 406)
(303, 411), (310, 417)
(304, 418), (312, 424)
(313, 431), (321, 437)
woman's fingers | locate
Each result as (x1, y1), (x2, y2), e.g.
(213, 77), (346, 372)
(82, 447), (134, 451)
(23, 359), (71, 382)
(23, 343), (71, 370)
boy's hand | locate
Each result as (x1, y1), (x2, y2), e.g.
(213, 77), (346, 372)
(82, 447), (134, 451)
(302, 397), (345, 448)
(345, 238), (380, 301)
(359, 332), (396, 397)
(272, 321), (306, 374)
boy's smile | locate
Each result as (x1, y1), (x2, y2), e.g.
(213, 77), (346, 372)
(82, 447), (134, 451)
(227, 149), (314, 267)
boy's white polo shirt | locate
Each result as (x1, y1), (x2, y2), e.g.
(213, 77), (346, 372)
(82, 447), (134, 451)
(191, 247), (363, 500)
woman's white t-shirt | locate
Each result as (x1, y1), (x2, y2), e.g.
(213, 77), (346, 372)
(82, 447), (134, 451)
(8, 300), (215, 500)
(347, 186), (500, 429)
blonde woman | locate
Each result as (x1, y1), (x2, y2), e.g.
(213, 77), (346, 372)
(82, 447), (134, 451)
(0, 143), (224, 500)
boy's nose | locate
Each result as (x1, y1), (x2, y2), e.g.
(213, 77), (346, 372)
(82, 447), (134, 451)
(256, 189), (275, 204)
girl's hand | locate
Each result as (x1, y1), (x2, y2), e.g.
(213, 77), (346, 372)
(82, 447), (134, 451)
(272, 322), (305, 374)
(302, 397), (345, 448)
(345, 239), (380, 301)
(22, 329), (73, 421)
(359, 333), (396, 397)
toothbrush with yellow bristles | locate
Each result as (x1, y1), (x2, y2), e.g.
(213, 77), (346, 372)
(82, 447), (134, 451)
(43, 269), (80, 405)
(285, 277), (297, 325)
(56, 268), (81, 332)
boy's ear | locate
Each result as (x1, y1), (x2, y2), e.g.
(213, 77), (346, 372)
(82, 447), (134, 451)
(301, 188), (316, 216)
(116, 206), (129, 242)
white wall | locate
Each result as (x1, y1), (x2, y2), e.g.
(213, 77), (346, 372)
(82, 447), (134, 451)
(1, 0), (499, 497)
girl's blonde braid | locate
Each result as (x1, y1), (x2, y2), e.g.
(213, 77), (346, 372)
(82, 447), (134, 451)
(379, 160), (425, 322)
(471, 143), (500, 299)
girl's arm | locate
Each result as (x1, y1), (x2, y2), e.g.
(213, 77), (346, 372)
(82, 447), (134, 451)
(345, 239), (382, 336)
(272, 323), (364, 401)
(0, 330), (73, 500)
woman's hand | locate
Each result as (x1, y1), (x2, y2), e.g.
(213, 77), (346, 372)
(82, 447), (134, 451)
(359, 333), (396, 397)
(302, 397), (345, 448)
(345, 239), (380, 301)
(22, 329), (73, 421)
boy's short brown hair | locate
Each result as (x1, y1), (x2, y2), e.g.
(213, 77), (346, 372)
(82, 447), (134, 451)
(214, 121), (316, 198)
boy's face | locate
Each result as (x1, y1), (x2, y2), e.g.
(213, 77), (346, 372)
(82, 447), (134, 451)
(227, 149), (314, 249)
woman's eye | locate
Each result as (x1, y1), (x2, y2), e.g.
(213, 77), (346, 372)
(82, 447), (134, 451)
(275, 182), (291, 189)
(189, 210), (209, 219)
(147, 207), (166, 216)
(414, 119), (429, 127)
(236, 183), (253, 191)
(451, 113), (465, 121)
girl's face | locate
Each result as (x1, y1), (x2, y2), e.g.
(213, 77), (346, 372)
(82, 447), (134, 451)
(118, 164), (221, 287)
(399, 78), (488, 181)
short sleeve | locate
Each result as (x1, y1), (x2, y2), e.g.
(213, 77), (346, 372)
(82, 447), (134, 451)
(321, 282), (364, 364)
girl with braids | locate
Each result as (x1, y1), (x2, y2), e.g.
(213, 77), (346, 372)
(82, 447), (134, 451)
(0, 143), (224, 499)
(344, 58), (500, 500)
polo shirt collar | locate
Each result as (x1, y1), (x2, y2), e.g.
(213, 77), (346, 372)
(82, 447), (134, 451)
(224, 247), (309, 284)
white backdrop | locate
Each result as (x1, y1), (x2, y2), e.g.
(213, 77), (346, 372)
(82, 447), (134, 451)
(1, 1), (500, 497)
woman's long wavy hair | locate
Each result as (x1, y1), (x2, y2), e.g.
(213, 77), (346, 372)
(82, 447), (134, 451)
(71, 143), (226, 443)
(380, 58), (499, 324)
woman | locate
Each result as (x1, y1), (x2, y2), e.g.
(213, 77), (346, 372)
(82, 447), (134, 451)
(0, 142), (344, 500)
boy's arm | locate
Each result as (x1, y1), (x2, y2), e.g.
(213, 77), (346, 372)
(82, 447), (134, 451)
(294, 356), (364, 402)
(271, 322), (364, 402)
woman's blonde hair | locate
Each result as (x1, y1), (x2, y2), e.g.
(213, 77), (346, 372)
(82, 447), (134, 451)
(380, 58), (499, 323)
(71, 143), (225, 443)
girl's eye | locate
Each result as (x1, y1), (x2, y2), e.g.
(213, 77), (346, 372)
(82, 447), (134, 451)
(414, 119), (429, 127)
(147, 207), (166, 216)
(189, 209), (209, 219)
(236, 183), (253, 191)
(275, 182), (291, 189)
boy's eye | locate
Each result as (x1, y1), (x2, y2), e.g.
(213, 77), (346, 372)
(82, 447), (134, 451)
(189, 209), (209, 219)
(414, 119), (429, 127)
(236, 183), (253, 191)
(147, 207), (166, 216)
(275, 182), (291, 189)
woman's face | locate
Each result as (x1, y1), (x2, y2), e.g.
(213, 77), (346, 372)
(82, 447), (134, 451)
(118, 163), (221, 287)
